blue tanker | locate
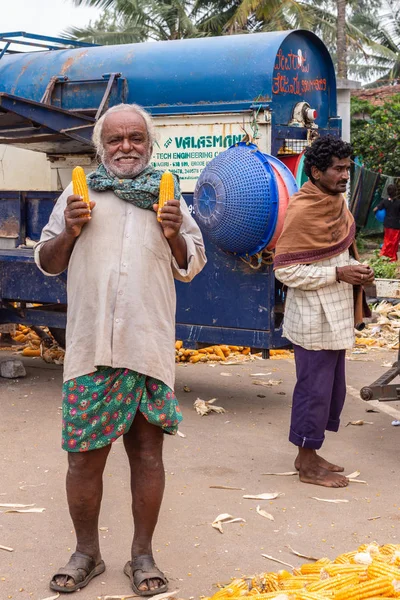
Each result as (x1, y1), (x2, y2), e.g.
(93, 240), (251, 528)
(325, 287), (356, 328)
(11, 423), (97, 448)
(0, 30), (340, 352)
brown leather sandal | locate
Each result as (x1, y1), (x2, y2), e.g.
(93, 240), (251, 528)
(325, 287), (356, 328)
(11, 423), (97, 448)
(50, 550), (105, 593)
(124, 555), (168, 597)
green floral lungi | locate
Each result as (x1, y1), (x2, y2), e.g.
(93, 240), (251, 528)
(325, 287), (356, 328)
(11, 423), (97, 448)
(62, 367), (182, 452)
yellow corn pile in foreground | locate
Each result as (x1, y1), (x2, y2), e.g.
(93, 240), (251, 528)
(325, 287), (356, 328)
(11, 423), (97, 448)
(158, 170), (175, 222)
(204, 543), (400, 600)
(175, 342), (293, 363)
(72, 166), (90, 207)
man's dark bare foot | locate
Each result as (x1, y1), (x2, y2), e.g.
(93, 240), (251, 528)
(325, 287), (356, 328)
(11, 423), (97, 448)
(295, 450), (344, 473)
(299, 464), (349, 487)
(296, 447), (348, 487)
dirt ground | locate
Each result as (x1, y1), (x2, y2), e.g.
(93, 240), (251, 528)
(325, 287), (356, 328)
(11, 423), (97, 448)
(1, 348), (400, 600)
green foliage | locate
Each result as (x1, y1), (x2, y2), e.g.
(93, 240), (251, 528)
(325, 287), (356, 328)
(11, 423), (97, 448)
(369, 249), (398, 278)
(356, 232), (367, 253)
(351, 94), (400, 177)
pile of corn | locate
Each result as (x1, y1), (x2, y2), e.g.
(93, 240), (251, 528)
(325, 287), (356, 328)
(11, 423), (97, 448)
(355, 301), (400, 350)
(175, 343), (293, 364)
(11, 325), (65, 364)
(205, 543), (400, 600)
(12, 325), (43, 357)
(175, 342), (252, 364)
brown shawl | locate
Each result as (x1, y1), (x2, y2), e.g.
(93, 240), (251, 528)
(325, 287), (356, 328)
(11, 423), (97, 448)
(274, 180), (355, 268)
(273, 180), (370, 329)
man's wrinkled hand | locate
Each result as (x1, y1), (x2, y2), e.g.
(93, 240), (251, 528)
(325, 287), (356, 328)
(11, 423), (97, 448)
(64, 194), (95, 238)
(336, 264), (374, 285)
(153, 200), (183, 240)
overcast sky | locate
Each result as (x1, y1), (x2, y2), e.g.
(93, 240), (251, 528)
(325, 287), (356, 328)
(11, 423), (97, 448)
(0, 0), (101, 39)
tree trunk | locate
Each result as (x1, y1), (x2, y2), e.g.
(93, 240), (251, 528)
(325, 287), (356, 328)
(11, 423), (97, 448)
(336, 0), (348, 79)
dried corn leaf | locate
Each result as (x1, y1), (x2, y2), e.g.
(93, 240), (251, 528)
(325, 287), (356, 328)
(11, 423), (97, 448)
(177, 430), (186, 438)
(209, 485), (245, 490)
(311, 497), (349, 504)
(212, 513), (245, 533)
(194, 398), (225, 416)
(256, 505), (274, 521)
(251, 371), (266, 377)
(98, 596), (137, 600)
(212, 521), (224, 533)
(345, 420), (373, 426)
(220, 372), (232, 377)
(0, 503), (35, 508)
(19, 483), (46, 490)
(261, 472), (297, 476)
(261, 554), (294, 569)
(99, 593), (179, 600)
(4, 507), (45, 513)
(346, 471), (361, 479)
(348, 479), (367, 484)
(367, 515), (381, 521)
(252, 379), (282, 387)
(243, 493), (283, 500)
(40, 594), (60, 600)
(0, 545), (13, 552)
(286, 545), (319, 561)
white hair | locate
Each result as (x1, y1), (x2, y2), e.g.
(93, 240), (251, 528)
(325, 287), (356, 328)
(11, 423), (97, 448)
(92, 103), (156, 157)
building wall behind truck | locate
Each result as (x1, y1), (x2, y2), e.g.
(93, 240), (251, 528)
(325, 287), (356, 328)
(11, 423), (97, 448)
(0, 145), (52, 191)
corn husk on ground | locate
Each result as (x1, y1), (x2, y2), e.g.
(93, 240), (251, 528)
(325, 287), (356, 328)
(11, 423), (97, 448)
(175, 342), (293, 364)
(355, 302), (400, 350)
(10, 325), (65, 364)
(204, 543), (400, 600)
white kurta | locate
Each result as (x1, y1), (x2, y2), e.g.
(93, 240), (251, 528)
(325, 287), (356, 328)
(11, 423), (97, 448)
(35, 184), (206, 389)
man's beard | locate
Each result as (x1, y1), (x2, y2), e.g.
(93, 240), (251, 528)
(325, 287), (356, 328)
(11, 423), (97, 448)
(102, 150), (151, 179)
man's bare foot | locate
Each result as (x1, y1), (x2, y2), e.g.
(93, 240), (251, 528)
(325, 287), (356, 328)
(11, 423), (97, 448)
(296, 447), (348, 487)
(295, 450), (344, 473)
(299, 464), (349, 487)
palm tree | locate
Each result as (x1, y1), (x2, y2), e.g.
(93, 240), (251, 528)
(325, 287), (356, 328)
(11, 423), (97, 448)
(352, 0), (400, 86)
(336, 0), (347, 78)
(66, 0), (201, 42)
(67, 0), (398, 86)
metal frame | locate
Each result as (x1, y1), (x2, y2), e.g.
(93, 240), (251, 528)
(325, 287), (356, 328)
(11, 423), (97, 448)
(360, 329), (400, 402)
(0, 32), (97, 59)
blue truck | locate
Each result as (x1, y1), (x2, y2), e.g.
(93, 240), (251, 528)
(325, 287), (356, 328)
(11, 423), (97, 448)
(0, 30), (340, 351)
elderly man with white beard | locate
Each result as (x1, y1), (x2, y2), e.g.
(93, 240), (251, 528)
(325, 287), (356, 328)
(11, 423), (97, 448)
(35, 104), (206, 596)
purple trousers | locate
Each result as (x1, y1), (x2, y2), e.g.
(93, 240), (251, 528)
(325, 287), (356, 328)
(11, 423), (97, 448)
(289, 345), (346, 450)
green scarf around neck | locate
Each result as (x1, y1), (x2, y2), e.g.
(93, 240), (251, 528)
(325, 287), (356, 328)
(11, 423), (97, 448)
(87, 164), (181, 210)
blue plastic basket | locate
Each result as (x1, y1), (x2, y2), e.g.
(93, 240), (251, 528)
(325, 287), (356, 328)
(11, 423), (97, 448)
(193, 143), (279, 256)
(375, 208), (386, 223)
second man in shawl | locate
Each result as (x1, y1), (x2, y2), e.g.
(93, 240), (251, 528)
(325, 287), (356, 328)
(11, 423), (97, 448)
(274, 135), (374, 488)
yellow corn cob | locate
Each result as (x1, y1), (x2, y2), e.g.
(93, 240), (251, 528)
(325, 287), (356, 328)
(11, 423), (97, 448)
(295, 593), (331, 600)
(300, 563), (325, 575)
(158, 170), (174, 221)
(323, 565), (368, 578)
(367, 562), (400, 581)
(316, 559), (333, 566)
(334, 576), (395, 600)
(308, 575), (360, 593)
(334, 552), (358, 564)
(72, 166), (90, 207)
